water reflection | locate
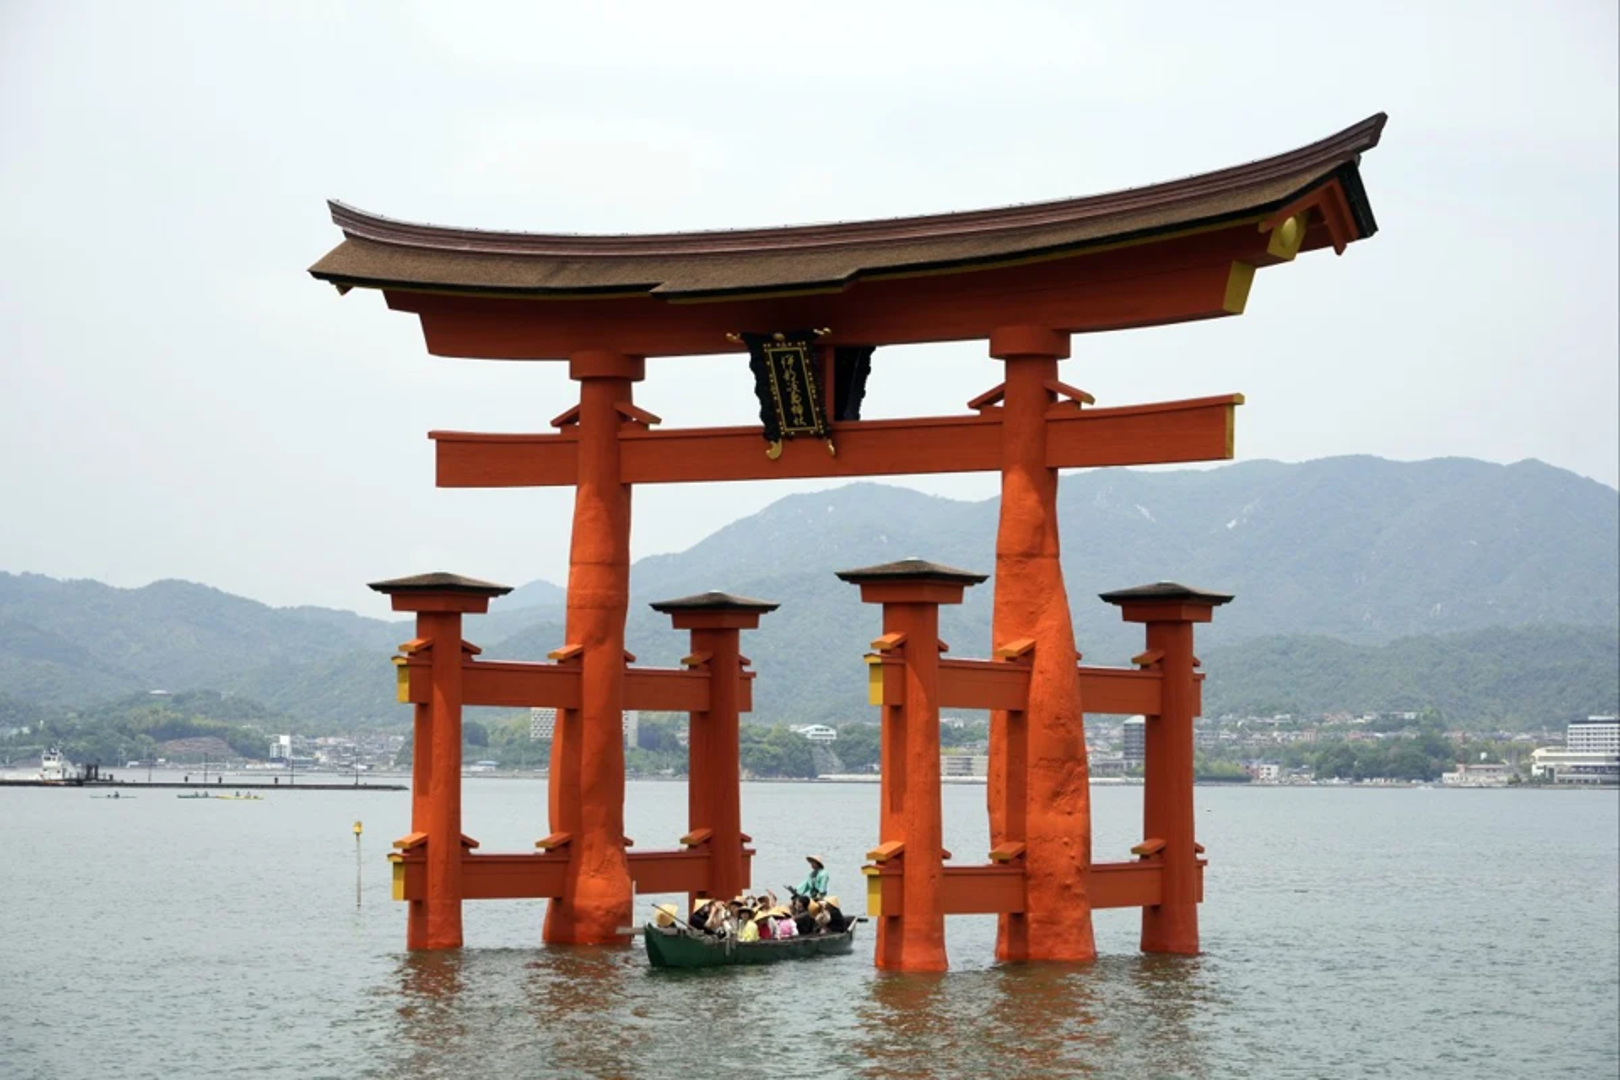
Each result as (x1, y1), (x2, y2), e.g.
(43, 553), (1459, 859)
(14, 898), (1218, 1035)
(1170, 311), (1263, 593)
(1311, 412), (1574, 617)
(521, 946), (641, 1079)
(390, 951), (469, 1072)
(845, 953), (1214, 1079)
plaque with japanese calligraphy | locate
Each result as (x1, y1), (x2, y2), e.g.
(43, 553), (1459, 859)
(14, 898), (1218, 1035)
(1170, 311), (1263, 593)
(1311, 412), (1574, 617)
(741, 330), (830, 452)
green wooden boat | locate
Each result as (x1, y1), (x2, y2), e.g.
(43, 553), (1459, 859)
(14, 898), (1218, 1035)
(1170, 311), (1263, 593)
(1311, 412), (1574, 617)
(644, 924), (858, 969)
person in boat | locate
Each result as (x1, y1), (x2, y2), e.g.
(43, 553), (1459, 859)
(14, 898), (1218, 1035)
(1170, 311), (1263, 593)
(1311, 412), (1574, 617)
(792, 897), (819, 936)
(694, 898), (731, 936)
(768, 906), (798, 940)
(652, 903), (680, 929)
(797, 855), (830, 900)
(819, 896), (849, 934)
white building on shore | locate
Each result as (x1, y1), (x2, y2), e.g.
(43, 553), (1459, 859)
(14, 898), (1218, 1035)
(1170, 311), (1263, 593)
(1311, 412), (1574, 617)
(1441, 761), (1512, 787)
(790, 724), (838, 743)
(528, 707), (640, 749)
(1530, 717), (1620, 785)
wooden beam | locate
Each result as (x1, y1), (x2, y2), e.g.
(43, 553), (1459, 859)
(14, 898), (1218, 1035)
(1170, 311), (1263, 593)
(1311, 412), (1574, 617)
(461, 660), (582, 710)
(869, 657), (1163, 716)
(435, 430), (579, 488)
(388, 221), (1271, 359)
(1045, 395), (1240, 470)
(1088, 860), (1164, 909)
(937, 659), (1031, 711)
(625, 667), (721, 713)
(392, 847), (751, 901)
(431, 394), (1240, 488)
(1076, 666), (1164, 716)
(402, 658), (751, 713)
(625, 848), (730, 895)
(861, 858), (1203, 915)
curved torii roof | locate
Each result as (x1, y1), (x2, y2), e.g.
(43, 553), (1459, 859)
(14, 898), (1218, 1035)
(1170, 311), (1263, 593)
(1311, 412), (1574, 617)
(311, 115), (1384, 302)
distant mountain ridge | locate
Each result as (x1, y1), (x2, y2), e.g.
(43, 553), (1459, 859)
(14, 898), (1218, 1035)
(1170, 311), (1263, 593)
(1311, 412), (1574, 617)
(2, 456), (1615, 726)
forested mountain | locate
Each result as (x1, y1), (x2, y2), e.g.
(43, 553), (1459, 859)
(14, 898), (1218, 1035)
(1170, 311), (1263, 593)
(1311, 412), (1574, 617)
(2, 456), (1615, 727)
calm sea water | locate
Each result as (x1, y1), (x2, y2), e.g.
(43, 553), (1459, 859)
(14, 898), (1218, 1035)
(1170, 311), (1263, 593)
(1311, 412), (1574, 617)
(0, 779), (1615, 1079)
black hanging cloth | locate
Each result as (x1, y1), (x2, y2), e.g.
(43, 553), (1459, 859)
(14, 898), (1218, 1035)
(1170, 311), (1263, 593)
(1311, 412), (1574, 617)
(832, 346), (875, 421)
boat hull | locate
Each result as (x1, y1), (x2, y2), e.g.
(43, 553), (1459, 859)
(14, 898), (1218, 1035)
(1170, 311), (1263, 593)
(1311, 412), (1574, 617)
(644, 924), (857, 969)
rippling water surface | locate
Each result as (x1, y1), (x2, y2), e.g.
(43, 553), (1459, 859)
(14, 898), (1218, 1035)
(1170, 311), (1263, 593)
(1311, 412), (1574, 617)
(1, 780), (1615, 1078)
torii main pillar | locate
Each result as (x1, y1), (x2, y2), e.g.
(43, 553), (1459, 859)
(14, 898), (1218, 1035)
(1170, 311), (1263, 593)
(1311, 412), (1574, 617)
(987, 325), (1094, 964)
(544, 349), (643, 945)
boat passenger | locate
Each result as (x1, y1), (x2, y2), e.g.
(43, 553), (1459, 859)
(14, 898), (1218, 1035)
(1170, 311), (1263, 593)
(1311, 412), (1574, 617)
(769, 907), (798, 939)
(820, 896), (848, 933)
(652, 903), (679, 929)
(793, 900), (819, 936)
(798, 855), (830, 900)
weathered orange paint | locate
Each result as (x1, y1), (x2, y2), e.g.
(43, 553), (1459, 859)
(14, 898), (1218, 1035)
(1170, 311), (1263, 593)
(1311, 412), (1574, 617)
(543, 351), (639, 946)
(987, 327), (1096, 965)
(422, 610), (465, 949)
(400, 655), (750, 713)
(408, 700), (431, 949)
(687, 621), (749, 905)
(429, 395), (1242, 488)
(851, 572), (975, 973)
(1140, 617), (1202, 954)
(394, 847), (748, 903)
(872, 657), (1166, 716)
(381, 221), (1291, 360)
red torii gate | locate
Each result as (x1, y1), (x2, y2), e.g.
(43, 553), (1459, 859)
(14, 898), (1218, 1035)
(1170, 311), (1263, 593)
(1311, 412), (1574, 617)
(314, 114), (1385, 965)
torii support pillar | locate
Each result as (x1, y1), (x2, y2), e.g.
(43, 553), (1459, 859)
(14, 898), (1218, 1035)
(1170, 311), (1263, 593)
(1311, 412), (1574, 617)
(546, 349), (644, 946)
(649, 590), (779, 908)
(985, 325), (1095, 964)
(1101, 582), (1233, 955)
(369, 572), (512, 950)
(839, 557), (988, 973)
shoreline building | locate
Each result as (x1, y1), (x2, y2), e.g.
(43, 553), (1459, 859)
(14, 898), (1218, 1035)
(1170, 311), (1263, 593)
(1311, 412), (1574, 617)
(530, 707), (640, 750)
(1441, 761), (1512, 787)
(1123, 716), (1146, 768)
(941, 754), (990, 778)
(1530, 717), (1620, 785)
(790, 724), (838, 744)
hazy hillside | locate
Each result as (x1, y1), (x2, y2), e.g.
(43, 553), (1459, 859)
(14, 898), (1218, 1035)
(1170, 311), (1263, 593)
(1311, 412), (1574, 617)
(611, 457), (1618, 721)
(2, 456), (1615, 727)
(0, 573), (404, 706)
(1201, 625), (1620, 722)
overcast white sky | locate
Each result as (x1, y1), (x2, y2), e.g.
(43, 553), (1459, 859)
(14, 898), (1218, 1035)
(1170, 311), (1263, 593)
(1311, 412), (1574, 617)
(2, 1), (1615, 615)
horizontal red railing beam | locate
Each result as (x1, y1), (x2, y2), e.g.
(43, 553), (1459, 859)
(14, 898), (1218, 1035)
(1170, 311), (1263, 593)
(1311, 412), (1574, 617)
(430, 395), (1240, 488)
(400, 659), (754, 713)
(872, 658), (1164, 717)
(394, 847), (751, 901)
(862, 857), (1203, 916)
(462, 660), (582, 709)
(937, 659), (1031, 711)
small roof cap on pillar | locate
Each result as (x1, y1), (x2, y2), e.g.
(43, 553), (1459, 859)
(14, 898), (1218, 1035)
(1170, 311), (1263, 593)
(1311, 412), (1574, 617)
(1098, 581), (1234, 606)
(835, 557), (988, 586)
(368, 571), (513, 597)
(649, 590), (780, 614)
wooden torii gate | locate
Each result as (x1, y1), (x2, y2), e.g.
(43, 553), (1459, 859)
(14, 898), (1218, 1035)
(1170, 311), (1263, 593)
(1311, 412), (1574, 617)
(313, 114), (1385, 962)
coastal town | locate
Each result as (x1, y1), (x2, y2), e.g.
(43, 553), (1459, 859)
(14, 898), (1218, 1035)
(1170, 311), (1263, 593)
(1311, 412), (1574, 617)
(5, 704), (1614, 790)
